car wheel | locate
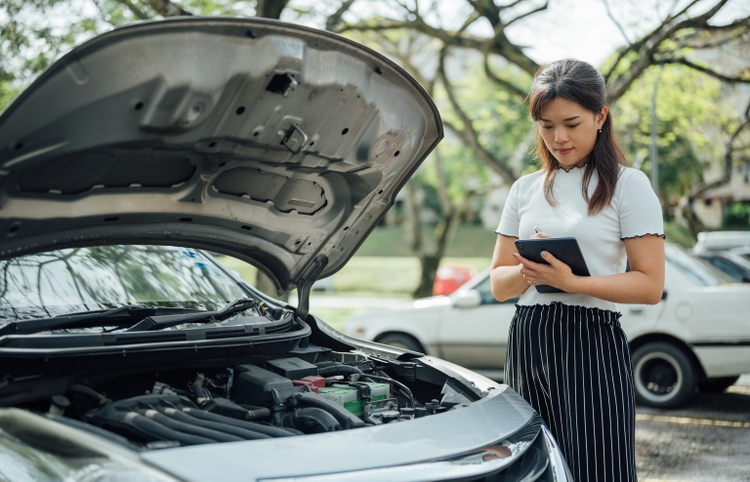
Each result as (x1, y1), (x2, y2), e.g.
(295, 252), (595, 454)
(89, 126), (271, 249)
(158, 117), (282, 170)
(698, 376), (740, 393)
(377, 333), (423, 353)
(632, 342), (697, 408)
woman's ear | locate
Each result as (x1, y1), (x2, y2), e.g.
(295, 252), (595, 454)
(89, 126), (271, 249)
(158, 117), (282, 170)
(597, 106), (609, 129)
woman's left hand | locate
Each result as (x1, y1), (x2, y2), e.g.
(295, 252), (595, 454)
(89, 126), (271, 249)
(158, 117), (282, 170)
(513, 250), (575, 291)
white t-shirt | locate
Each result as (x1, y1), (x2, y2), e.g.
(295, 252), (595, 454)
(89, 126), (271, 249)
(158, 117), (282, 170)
(496, 164), (664, 311)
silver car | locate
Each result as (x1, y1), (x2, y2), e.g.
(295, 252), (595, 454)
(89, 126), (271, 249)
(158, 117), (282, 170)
(0, 18), (570, 481)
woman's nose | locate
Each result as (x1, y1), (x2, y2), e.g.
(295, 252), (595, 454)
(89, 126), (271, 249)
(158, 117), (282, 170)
(554, 128), (568, 143)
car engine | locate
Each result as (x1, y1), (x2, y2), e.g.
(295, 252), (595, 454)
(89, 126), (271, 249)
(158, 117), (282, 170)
(36, 352), (465, 451)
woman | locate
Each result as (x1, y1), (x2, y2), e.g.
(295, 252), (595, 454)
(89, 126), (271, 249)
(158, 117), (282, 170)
(490, 59), (664, 481)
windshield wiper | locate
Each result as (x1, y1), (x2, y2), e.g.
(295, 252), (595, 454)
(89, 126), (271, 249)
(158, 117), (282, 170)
(124, 298), (258, 332)
(0, 305), (207, 336)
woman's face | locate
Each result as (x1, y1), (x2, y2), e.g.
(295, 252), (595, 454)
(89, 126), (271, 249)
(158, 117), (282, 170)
(538, 97), (607, 170)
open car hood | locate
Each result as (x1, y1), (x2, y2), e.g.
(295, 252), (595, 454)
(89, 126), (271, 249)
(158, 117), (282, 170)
(0, 17), (442, 294)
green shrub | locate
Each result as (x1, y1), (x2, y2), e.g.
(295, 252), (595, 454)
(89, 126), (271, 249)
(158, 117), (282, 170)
(722, 202), (750, 230)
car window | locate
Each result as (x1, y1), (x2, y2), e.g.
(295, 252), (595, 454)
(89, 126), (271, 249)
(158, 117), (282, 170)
(0, 245), (248, 320)
(666, 245), (735, 287)
(704, 257), (745, 282)
(473, 276), (518, 305)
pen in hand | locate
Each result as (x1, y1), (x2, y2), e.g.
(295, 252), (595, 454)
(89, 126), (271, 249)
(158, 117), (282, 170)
(534, 226), (542, 234)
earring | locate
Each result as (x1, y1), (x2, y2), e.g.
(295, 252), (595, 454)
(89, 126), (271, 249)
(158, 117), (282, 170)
(597, 127), (602, 133)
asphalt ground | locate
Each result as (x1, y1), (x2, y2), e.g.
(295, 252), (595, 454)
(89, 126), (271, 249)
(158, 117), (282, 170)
(635, 375), (750, 481)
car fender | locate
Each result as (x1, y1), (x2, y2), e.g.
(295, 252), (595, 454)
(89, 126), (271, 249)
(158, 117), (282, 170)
(343, 298), (450, 354)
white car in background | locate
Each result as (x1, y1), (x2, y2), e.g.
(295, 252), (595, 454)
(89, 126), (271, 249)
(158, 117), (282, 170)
(344, 244), (750, 408)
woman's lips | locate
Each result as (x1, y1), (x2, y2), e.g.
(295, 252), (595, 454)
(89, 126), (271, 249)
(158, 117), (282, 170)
(557, 148), (573, 155)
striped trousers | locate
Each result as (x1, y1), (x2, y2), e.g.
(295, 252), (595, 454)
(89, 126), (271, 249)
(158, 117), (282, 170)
(505, 302), (637, 482)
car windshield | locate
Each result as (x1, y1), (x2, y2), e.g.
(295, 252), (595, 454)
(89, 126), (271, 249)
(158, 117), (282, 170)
(666, 245), (735, 287)
(0, 245), (248, 321)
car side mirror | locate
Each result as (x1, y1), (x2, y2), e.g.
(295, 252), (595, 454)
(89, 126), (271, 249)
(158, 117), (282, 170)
(453, 290), (482, 309)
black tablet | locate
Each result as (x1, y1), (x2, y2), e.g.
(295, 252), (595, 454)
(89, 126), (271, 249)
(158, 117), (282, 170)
(514, 237), (591, 293)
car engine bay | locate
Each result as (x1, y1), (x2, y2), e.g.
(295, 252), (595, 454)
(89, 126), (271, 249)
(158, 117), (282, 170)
(5, 347), (480, 451)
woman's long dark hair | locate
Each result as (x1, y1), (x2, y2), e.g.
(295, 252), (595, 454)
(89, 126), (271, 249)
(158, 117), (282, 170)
(528, 59), (627, 215)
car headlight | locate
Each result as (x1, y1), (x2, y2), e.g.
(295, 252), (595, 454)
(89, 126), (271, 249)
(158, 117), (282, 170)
(0, 408), (177, 482)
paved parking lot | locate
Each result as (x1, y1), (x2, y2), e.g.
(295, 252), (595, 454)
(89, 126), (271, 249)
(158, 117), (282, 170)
(636, 375), (750, 481)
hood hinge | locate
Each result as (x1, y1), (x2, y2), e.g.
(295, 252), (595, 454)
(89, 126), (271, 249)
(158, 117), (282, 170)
(295, 255), (329, 320)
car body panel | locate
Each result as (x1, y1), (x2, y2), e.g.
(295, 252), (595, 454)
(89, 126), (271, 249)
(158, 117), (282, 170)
(0, 17), (442, 294)
(436, 276), (516, 370)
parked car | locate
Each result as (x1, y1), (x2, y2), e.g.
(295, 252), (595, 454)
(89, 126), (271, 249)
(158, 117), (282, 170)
(696, 250), (750, 282)
(433, 264), (478, 295)
(693, 230), (750, 254)
(345, 244), (750, 408)
(0, 18), (571, 481)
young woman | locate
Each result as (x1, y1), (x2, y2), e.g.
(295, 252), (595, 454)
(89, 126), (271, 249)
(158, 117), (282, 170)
(490, 59), (665, 481)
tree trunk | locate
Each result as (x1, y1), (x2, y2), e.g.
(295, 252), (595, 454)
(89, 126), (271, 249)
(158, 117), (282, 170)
(256, 0), (289, 19)
(680, 196), (706, 237)
(413, 254), (441, 298)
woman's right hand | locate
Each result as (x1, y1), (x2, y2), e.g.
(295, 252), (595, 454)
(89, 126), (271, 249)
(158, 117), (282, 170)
(531, 231), (552, 239)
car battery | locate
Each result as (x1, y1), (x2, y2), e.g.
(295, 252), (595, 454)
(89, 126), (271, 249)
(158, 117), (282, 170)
(317, 382), (390, 416)
(292, 375), (325, 393)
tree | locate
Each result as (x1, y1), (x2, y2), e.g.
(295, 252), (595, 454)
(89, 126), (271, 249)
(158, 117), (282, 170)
(337, 0), (750, 242)
(613, 64), (736, 213)
(4, 0), (750, 294)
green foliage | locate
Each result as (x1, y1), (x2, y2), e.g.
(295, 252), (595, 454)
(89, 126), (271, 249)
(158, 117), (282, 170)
(613, 64), (734, 206)
(434, 63), (536, 174)
(663, 220), (696, 248)
(0, 81), (22, 113)
(722, 202), (750, 230)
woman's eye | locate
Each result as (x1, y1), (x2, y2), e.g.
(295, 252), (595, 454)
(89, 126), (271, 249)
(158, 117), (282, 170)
(566, 123), (581, 128)
(540, 125), (552, 130)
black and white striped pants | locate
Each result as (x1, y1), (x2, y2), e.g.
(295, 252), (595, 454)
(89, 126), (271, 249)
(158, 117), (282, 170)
(505, 302), (637, 482)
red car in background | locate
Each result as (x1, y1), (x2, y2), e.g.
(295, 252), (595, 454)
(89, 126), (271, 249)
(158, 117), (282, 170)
(433, 264), (478, 295)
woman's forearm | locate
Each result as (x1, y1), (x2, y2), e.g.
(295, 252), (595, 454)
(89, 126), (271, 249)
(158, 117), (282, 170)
(490, 264), (529, 302)
(565, 270), (663, 305)
(567, 236), (665, 305)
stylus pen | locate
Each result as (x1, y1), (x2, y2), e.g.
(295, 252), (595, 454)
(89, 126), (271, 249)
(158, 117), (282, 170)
(534, 226), (542, 234)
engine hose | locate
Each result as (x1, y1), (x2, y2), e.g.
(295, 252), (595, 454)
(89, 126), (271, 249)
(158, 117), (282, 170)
(190, 373), (211, 400)
(313, 361), (342, 369)
(138, 409), (243, 443)
(67, 385), (108, 406)
(291, 392), (365, 429)
(113, 411), (215, 446)
(157, 407), (270, 440)
(364, 374), (416, 408)
(317, 365), (365, 377)
(201, 398), (271, 422)
(181, 407), (300, 437)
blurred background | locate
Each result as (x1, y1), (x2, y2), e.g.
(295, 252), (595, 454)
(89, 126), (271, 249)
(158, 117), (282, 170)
(3, 0), (749, 328)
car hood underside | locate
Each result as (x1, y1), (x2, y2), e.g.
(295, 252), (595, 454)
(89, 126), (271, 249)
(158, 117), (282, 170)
(0, 17), (442, 295)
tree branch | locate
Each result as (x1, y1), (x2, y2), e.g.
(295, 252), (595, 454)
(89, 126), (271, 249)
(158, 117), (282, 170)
(503, 1), (548, 30)
(601, 0), (631, 44)
(438, 47), (517, 185)
(605, 0), (732, 94)
(483, 53), (528, 98)
(326, 0), (357, 31)
(145, 0), (192, 17)
(655, 58), (750, 83)
(112, 0), (151, 20)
